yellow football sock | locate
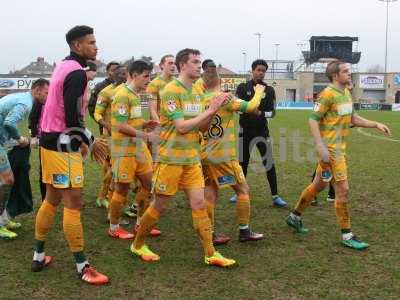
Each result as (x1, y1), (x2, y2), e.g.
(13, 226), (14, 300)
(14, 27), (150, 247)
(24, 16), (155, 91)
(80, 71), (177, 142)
(63, 208), (84, 253)
(236, 194), (250, 226)
(135, 187), (151, 221)
(294, 184), (317, 214)
(192, 209), (215, 257)
(335, 200), (351, 230)
(133, 205), (160, 249)
(109, 192), (127, 225)
(206, 201), (215, 229)
(35, 200), (57, 241)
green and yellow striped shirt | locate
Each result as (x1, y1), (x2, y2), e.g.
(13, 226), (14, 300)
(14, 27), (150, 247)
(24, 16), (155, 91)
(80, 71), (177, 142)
(158, 79), (205, 165)
(310, 84), (354, 156)
(110, 84), (146, 157)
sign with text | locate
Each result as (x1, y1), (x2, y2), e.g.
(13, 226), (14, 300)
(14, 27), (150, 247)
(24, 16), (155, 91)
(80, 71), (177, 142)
(0, 77), (105, 90)
(220, 77), (246, 92)
(359, 75), (384, 89)
(392, 104), (400, 111)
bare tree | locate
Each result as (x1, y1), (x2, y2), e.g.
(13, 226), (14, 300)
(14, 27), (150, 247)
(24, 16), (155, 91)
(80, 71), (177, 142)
(366, 64), (384, 73)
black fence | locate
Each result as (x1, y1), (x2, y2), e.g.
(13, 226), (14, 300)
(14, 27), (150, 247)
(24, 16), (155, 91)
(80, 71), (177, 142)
(354, 103), (395, 111)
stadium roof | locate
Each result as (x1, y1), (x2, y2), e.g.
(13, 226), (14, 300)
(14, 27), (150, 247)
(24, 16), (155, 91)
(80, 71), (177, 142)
(310, 36), (359, 42)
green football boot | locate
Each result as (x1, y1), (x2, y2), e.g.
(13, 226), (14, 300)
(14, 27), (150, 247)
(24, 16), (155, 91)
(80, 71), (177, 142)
(342, 236), (369, 250)
(0, 226), (17, 239)
(286, 214), (309, 234)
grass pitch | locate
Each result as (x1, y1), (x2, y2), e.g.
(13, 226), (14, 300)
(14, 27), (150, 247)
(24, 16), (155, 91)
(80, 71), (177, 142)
(0, 110), (399, 299)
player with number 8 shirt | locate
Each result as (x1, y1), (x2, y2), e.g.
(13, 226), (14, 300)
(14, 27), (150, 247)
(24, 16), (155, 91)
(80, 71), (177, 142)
(200, 66), (266, 245)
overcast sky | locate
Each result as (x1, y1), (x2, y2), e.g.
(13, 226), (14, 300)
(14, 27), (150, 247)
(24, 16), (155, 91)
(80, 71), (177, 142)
(1, 0), (399, 74)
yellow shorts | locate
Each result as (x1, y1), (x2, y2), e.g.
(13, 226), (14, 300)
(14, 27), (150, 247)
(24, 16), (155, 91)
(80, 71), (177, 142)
(40, 147), (84, 189)
(317, 156), (348, 182)
(203, 160), (245, 188)
(111, 148), (153, 183)
(152, 163), (204, 196)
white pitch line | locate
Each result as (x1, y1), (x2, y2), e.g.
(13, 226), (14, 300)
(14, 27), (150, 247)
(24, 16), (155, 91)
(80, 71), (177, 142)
(356, 128), (400, 143)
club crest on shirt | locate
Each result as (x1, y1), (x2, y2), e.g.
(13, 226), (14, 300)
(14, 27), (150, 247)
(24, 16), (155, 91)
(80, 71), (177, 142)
(167, 100), (176, 112)
(118, 104), (128, 116)
(313, 102), (321, 112)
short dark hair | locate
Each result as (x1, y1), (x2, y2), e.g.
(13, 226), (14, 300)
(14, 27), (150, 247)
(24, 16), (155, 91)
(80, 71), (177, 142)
(160, 54), (174, 65)
(106, 61), (120, 71)
(31, 78), (49, 90)
(175, 48), (201, 72)
(202, 59), (215, 71)
(114, 65), (127, 75)
(251, 59), (268, 71)
(326, 60), (346, 82)
(65, 25), (94, 45)
(128, 60), (153, 76)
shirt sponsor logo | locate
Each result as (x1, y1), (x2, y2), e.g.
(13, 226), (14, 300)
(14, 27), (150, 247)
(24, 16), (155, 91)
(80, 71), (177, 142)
(184, 103), (200, 115)
(130, 106), (142, 118)
(337, 103), (353, 116)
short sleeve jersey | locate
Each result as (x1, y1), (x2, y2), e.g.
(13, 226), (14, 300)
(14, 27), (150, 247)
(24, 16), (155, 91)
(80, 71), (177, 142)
(158, 79), (205, 165)
(201, 90), (249, 164)
(193, 78), (205, 94)
(110, 84), (146, 157)
(146, 75), (174, 114)
(95, 83), (123, 125)
(309, 84), (354, 156)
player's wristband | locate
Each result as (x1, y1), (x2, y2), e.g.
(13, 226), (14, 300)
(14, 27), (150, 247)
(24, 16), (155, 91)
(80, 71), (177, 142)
(264, 111), (273, 118)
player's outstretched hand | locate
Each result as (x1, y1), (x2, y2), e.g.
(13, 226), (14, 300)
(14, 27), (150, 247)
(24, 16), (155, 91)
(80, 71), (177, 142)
(30, 137), (39, 149)
(209, 92), (232, 112)
(376, 122), (391, 136)
(254, 84), (265, 93)
(91, 138), (108, 164)
(18, 136), (30, 147)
